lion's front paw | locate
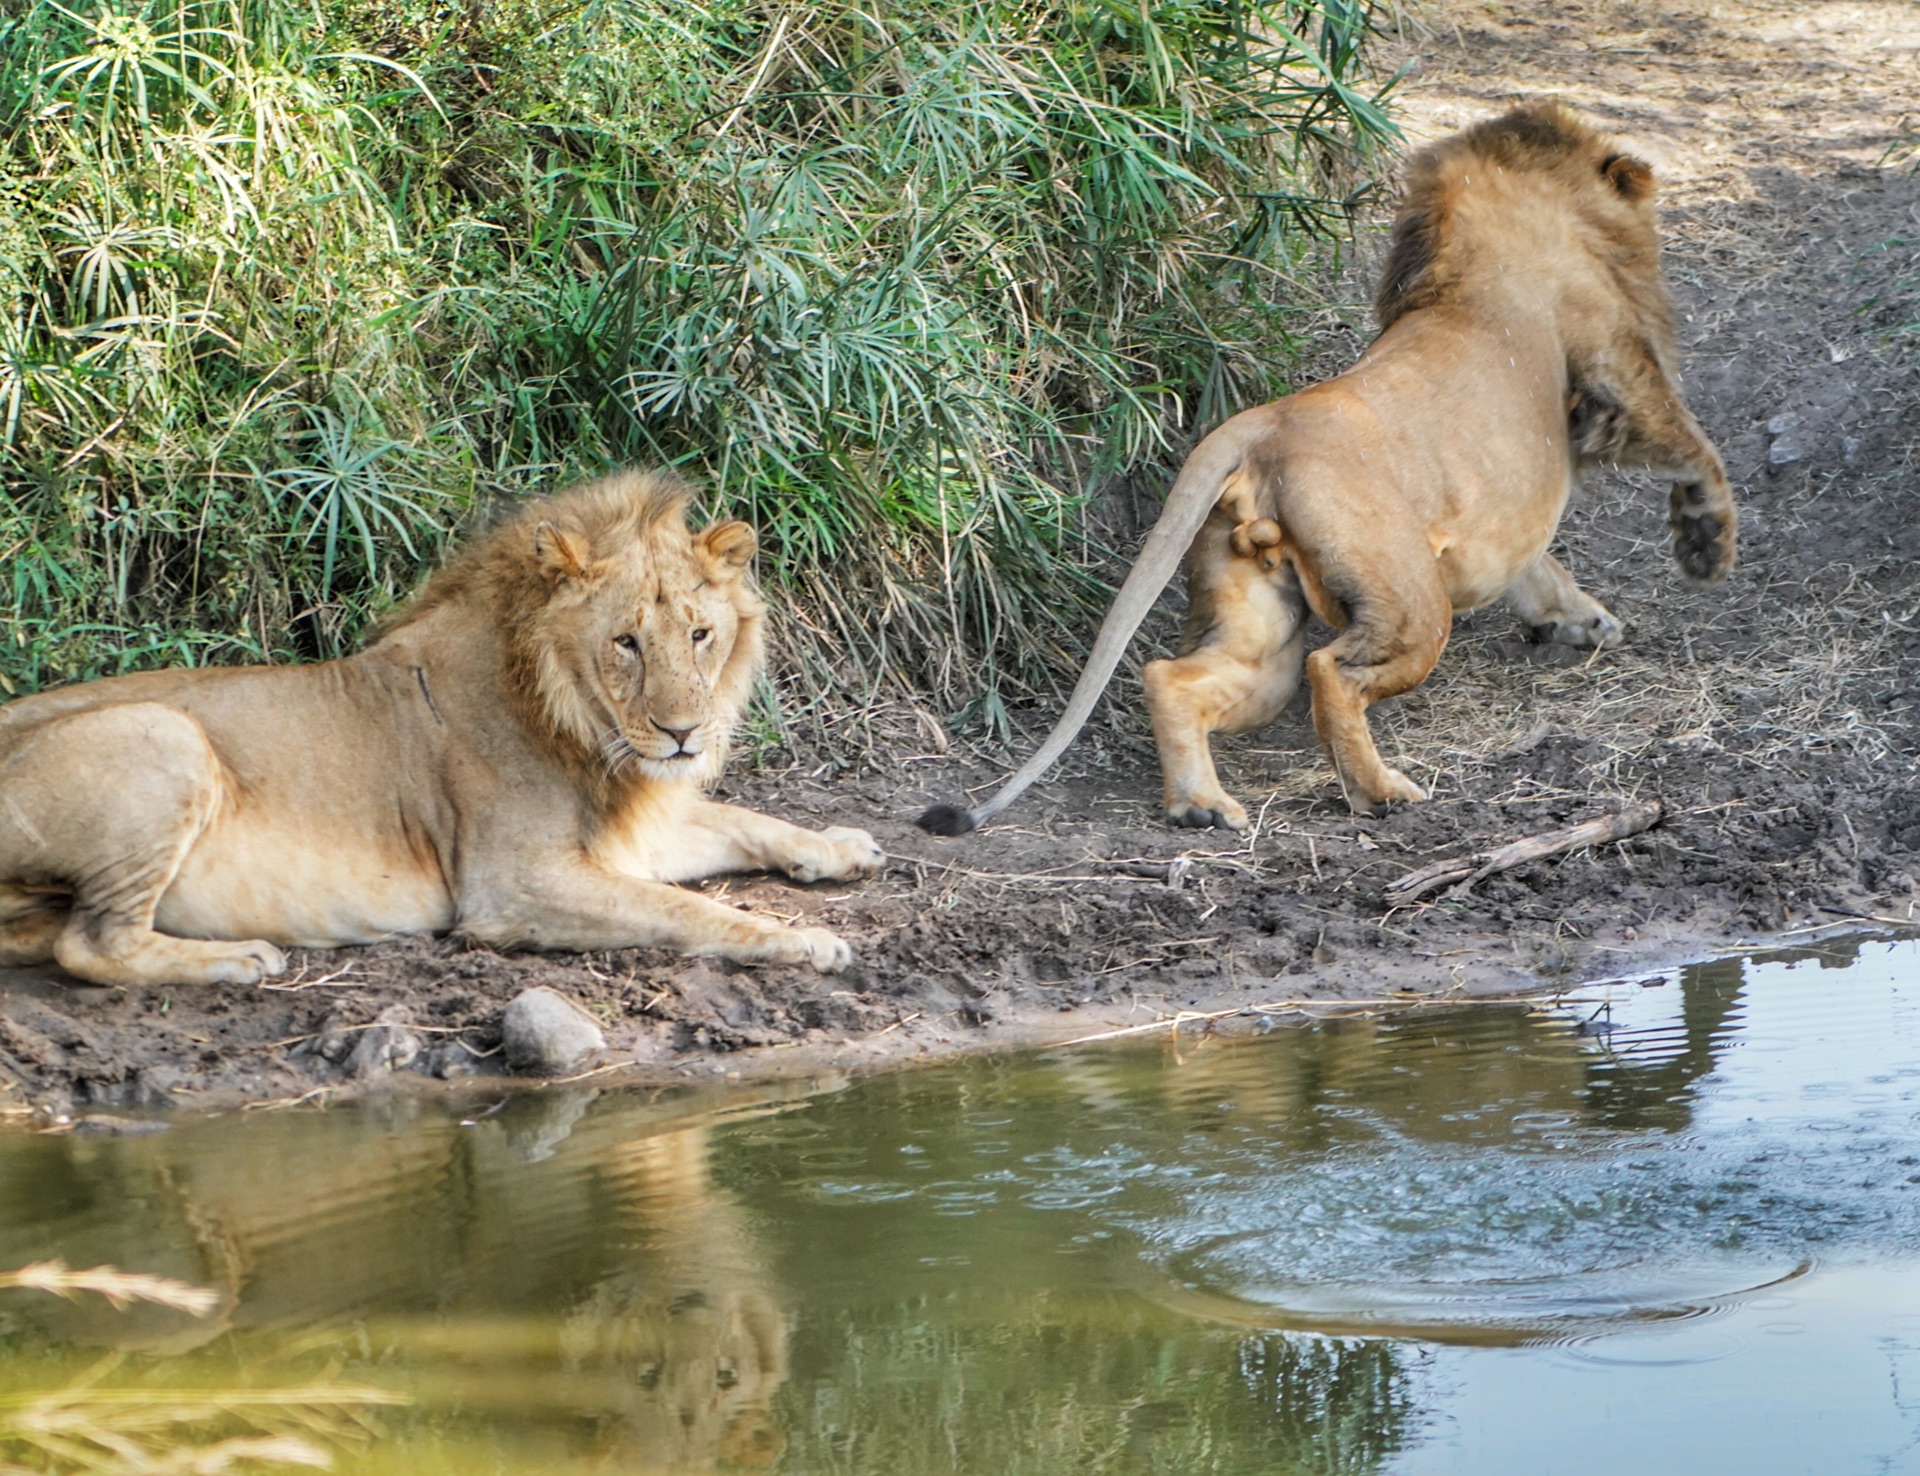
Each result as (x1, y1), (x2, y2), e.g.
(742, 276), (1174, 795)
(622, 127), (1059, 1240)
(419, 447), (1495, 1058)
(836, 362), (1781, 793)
(1671, 482), (1735, 585)
(1345, 767), (1425, 817)
(785, 827), (884, 884)
(1166, 795), (1249, 831)
(1534, 607), (1624, 651)
(792, 926), (853, 974)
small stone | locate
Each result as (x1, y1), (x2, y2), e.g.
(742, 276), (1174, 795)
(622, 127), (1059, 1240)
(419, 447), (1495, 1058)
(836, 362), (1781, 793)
(345, 1005), (424, 1079)
(1843, 436), (1863, 464)
(428, 1040), (481, 1080)
(501, 988), (606, 1076)
(1766, 412), (1805, 467)
(302, 1012), (354, 1064)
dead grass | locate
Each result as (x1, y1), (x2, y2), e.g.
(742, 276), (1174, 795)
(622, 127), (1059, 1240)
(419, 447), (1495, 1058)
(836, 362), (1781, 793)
(0, 1264), (404, 1474)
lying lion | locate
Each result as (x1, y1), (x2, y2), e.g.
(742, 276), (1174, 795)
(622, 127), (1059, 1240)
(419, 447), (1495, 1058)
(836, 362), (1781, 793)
(0, 470), (881, 986)
(919, 103), (1735, 833)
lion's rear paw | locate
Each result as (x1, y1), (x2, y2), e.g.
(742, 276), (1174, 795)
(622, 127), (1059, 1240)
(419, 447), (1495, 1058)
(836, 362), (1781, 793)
(56, 933), (287, 988)
(214, 940), (287, 986)
(794, 927), (853, 974)
(1533, 608), (1624, 651)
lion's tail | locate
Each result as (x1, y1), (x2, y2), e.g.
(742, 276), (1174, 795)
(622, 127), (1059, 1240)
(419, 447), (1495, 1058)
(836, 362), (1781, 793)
(914, 415), (1265, 836)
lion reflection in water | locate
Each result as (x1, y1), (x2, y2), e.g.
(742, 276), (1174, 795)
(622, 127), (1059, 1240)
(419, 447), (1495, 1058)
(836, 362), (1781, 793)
(367, 1109), (792, 1472)
(556, 1127), (788, 1471)
(0, 1097), (793, 1472)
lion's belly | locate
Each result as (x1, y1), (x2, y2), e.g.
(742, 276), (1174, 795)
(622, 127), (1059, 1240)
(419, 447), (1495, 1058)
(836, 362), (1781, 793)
(157, 821), (455, 948)
(1439, 545), (1549, 612)
(1430, 486), (1570, 612)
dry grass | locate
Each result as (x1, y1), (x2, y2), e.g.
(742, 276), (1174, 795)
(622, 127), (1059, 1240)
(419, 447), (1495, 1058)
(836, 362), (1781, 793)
(1, 1263), (404, 1474)
(0, 1264), (219, 1319)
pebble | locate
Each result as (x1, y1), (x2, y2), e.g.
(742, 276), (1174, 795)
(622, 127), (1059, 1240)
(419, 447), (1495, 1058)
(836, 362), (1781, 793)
(501, 988), (606, 1076)
(1766, 411), (1805, 466)
(345, 1005), (424, 1080)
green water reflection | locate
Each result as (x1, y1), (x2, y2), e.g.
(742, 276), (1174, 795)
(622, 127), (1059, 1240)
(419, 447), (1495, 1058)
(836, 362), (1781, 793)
(2, 937), (1918, 1474)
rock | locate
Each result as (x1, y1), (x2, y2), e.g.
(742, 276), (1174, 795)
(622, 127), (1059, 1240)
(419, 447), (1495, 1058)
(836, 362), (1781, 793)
(300, 1013), (356, 1064)
(501, 988), (606, 1076)
(501, 1089), (597, 1162)
(1766, 412), (1805, 466)
(427, 1039), (482, 1080)
(344, 1005), (425, 1079)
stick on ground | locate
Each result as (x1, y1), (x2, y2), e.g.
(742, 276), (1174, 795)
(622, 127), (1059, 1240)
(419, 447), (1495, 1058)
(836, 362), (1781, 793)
(1384, 799), (1666, 905)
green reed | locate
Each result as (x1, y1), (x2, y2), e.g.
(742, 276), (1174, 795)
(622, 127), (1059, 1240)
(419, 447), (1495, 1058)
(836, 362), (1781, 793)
(0, 0), (1395, 725)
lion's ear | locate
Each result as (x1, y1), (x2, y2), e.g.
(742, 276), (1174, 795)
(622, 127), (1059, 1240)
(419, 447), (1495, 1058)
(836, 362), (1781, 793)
(534, 521), (596, 585)
(1601, 152), (1654, 202)
(699, 519), (757, 575)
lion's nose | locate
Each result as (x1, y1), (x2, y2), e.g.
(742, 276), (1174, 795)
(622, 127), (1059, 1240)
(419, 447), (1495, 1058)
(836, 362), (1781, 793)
(651, 719), (697, 750)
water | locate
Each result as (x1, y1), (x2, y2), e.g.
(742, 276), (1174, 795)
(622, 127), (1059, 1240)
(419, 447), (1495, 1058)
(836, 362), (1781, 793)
(2, 936), (1918, 1474)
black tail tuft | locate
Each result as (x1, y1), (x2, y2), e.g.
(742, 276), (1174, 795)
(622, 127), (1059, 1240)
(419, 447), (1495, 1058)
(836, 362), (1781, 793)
(914, 802), (977, 836)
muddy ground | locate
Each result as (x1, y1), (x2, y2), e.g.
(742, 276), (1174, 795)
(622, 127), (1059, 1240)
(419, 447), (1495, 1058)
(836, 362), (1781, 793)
(4, 0), (1919, 1120)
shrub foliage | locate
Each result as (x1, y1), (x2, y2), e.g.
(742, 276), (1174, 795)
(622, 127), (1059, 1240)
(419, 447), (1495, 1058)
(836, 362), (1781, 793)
(0, 0), (1395, 717)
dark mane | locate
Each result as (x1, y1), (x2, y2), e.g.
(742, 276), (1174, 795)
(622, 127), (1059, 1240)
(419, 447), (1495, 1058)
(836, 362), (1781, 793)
(1374, 101), (1661, 330)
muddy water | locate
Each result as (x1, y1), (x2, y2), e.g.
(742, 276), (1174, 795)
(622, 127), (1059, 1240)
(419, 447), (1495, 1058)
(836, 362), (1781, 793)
(2, 938), (1917, 1474)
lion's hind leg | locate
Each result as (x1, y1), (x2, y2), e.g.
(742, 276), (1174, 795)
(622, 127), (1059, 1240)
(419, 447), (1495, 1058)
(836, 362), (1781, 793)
(0, 886), (66, 966)
(1298, 539), (1451, 817)
(0, 704), (286, 987)
(1503, 552), (1624, 650)
(1143, 525), (1307, 832)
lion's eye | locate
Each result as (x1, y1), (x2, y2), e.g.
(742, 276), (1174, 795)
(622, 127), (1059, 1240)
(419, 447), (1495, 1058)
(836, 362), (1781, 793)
(690, 627), (711, 644)
(613, 633), (640, 654)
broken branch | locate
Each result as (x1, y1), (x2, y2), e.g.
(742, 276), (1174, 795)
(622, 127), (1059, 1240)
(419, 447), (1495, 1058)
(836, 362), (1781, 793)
(1384, 799), (1665, 905)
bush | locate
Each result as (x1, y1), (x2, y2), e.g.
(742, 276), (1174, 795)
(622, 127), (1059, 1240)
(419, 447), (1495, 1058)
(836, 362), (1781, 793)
(0, 0), (1395, 725)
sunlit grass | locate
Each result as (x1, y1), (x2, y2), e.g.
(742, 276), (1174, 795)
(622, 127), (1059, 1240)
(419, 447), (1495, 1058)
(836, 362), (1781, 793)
(0, 0), (1396, 726)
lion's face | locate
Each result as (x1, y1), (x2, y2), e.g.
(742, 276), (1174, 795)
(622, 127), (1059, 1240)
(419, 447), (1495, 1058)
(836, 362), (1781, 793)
(528, 509), (765, 788)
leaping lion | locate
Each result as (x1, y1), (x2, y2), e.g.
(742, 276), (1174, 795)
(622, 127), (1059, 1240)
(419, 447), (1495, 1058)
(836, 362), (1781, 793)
(0, 470), (882, 986)
(918, 102), (1735, 834)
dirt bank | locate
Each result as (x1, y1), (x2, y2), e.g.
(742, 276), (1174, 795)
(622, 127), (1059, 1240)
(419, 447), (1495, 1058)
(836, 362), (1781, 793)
(5, 0), (1919, 1120)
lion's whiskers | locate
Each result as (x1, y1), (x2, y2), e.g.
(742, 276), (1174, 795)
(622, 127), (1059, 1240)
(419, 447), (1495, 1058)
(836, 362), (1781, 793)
(600, 727), (641, 776)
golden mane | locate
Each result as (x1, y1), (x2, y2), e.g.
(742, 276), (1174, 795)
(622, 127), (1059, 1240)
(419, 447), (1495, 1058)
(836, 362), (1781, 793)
(1375, 101), (1672, 352)
(376, 468), (764, 808)
(378, 468), (697, 638)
